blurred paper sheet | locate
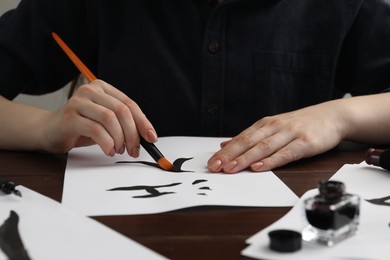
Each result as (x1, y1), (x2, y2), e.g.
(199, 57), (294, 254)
(0, 186), (166, 260)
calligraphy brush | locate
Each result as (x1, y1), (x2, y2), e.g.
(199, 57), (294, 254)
(51, 32), (175, 171)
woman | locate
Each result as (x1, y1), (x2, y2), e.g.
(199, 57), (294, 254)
(0, 0), (389, 173)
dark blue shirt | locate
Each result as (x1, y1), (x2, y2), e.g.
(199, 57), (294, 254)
(0, 0), (390, 137)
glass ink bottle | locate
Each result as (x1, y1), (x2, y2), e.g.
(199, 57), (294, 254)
(302, 180), (360, 246)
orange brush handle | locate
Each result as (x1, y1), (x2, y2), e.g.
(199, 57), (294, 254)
(51, 32), (97, 82)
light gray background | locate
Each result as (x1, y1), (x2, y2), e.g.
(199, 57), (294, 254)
(0, 0), (19, 14)
(1, 0), (70, 111)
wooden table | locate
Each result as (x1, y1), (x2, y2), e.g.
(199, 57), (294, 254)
(0, 142), (368, 259)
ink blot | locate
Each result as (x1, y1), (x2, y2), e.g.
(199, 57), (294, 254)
(0, 211), (31, 260)
(116, 157), (194, 172)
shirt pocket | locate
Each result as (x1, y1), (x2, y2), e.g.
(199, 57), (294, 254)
(253, 51), (332, 116)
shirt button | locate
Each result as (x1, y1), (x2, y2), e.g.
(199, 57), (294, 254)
(207, 104), (219, 114)
(208, 42), (220, 53)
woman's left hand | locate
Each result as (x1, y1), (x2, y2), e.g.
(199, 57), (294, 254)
(207, 100), (347, 173)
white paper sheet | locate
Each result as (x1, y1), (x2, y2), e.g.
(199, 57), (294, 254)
(242, 162), (390, 260)
(0, 186), (166, 260)
(330, 161), (390, 199)
(62, 136), (298, 216)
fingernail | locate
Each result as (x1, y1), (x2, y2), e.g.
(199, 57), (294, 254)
(146, 129), (158, 142)
(220, 141), (228, 148)
(210, 159), (222, 172)
(250, 161), (264, 171)
(118, 144), (125, 154)
(109, 148), (116, 157)
(131, 146), (140, 157)
(224, 160), (238, 172)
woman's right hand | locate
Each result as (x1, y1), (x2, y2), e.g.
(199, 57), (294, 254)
(41, 79), (157, 157)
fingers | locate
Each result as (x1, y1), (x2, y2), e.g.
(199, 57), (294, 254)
(208, 118), (277, 172)
(92, 80), (157, 141)
(69, 114), (117, 156)
(208, 128), (295, 173)
(249, 139), (307, 172)
(74, 94), (126, 153)
(68, 80), (157, 157)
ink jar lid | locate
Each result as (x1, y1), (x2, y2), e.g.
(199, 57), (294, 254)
(318, 180), (345, 202)
(268, 229), (302, 252)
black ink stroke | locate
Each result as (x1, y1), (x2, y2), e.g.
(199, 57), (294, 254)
(366, 196), (390, 230)
(116, 157), (194, 172)
(192, 179), (212, 196)
(107, 179), (213, 198)
(366, 195), (390, 207)
(192, 179), (207, 185)
(192, 179), (211, 196)
(107, 183), (182, 198)
(0, 211), (31, 260)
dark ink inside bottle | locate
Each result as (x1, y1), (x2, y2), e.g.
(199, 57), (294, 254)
(302, 181), (360, 246)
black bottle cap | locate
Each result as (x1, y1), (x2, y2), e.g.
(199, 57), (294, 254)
(318, 180), (345, 202)
(365, 148), (382, 166)
(365, 148), (390, 171)
(380, 149), (390, 171)
(268, 229), (302, 252)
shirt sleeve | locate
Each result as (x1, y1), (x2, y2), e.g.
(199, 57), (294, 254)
(335, 0), (390, 96)
(0, 0), (94, 100)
